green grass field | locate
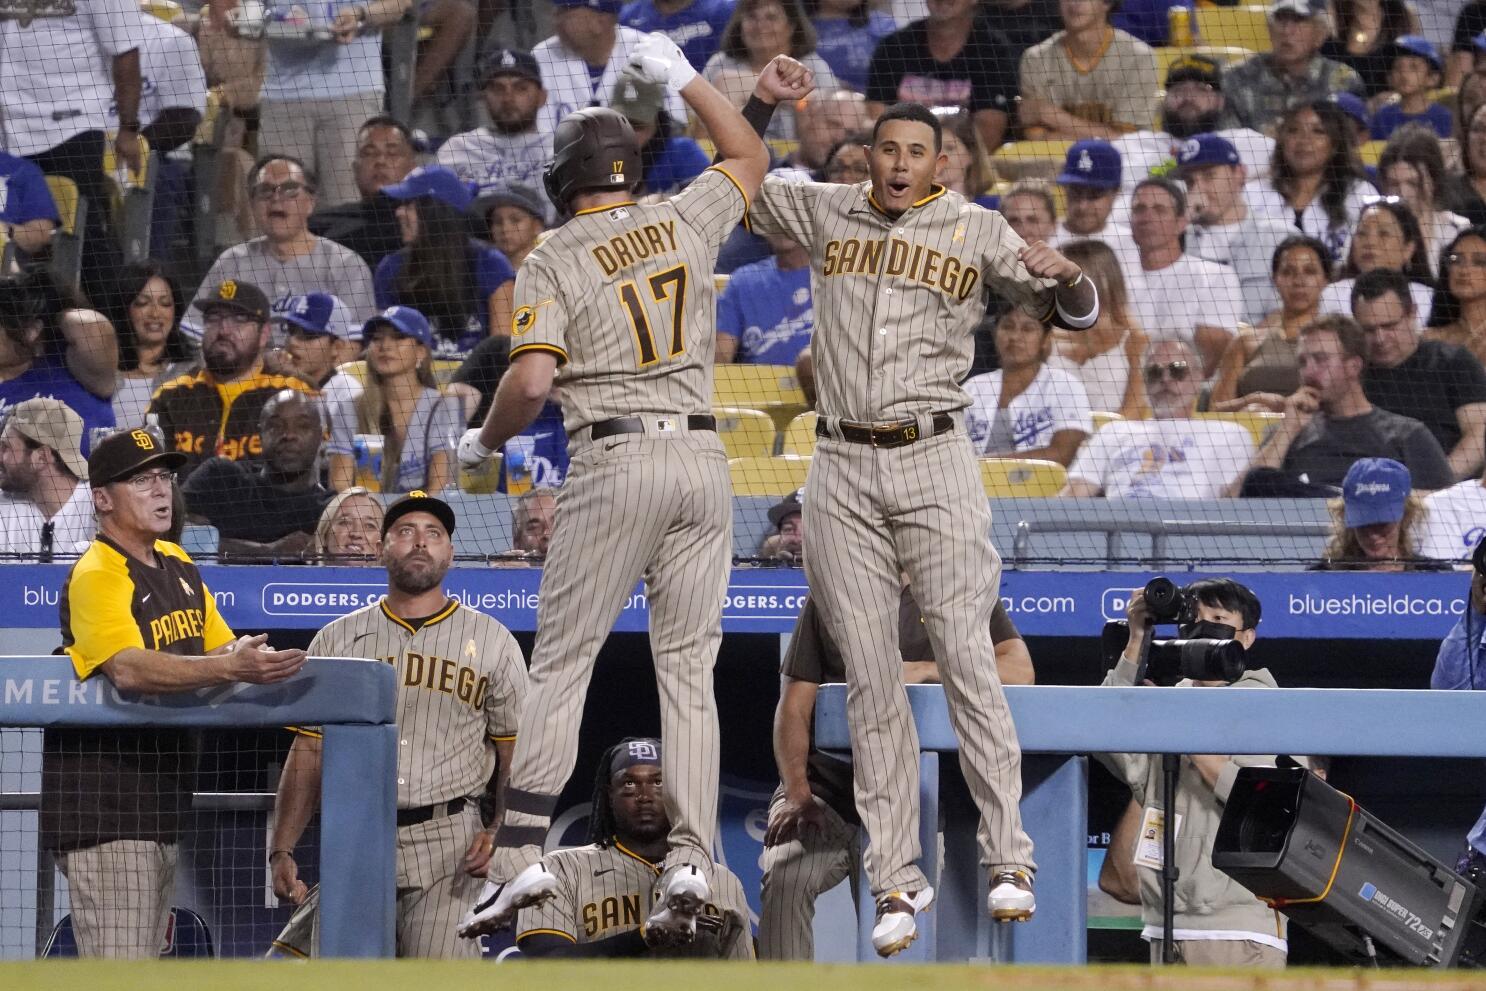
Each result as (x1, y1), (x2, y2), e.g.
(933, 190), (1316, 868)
(10, 961), (1486, 991)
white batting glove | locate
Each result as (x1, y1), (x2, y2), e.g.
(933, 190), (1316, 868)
(458, 428), (494, 469)
(627, 32), (697, 91)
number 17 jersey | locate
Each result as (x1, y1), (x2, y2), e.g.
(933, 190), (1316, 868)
(507, 167), (749, 434)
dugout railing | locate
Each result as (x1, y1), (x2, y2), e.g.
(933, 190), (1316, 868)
(0, 657), (396, 958)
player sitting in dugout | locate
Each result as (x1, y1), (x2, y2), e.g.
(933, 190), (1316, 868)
(513, 738), (754, 959)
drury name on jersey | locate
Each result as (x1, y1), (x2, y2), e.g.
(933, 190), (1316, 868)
(589, 219), (680, 278)
(820, 236), (982, 301)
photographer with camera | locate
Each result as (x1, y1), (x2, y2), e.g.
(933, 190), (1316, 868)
(1097, 577), (1290, 968)
(1430, 539), (1486, 877)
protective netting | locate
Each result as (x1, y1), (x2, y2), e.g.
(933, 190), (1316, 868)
(0, 0), (1478, 573)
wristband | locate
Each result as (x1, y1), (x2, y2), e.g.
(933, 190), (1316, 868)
(118, 119), (140, 132)
(269, 849), (293, 862)
(740, 95), (778, 142)
(1063, 272), (1084, 290)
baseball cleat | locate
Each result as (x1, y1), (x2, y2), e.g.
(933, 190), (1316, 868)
(642, 864), (710, 949)
(988, 870), (1035, 922)
(456, 860), (558, 937)
(871, 887), (934, 957)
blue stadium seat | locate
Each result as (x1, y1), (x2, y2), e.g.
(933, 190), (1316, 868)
(42, 906), (215, 958)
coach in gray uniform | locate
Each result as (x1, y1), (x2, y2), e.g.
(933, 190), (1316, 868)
(456, 38), (810, 944)
(746, 102), (1099, 956)
(267, 491), (527, 958)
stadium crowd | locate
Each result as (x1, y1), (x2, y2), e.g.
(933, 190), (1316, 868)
(7, 0), (1486, 567)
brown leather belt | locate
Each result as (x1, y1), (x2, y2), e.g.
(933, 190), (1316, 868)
(818, 413), (955, 448)
(589, 414), (716, 440)
(396, 796), (466, 828)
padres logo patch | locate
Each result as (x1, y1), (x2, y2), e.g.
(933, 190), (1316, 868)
(218, 280), (237, 300)
(512, 306), (537, 336)
(130, 429), (155, 450)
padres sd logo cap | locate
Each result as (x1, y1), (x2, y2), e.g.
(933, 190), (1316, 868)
(88, 428), (187, 488)
(192, 279), (271, 323)
(382, 489), (457, 537)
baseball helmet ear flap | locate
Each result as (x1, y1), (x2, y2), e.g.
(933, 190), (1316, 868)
(544, 107), (642, 210)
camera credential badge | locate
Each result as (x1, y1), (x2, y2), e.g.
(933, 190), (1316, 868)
(1133, 806), (1183, 870)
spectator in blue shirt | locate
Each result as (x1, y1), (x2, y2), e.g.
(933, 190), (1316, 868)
(717, 233), (813, 364)
(374, 166), (515, 359)
(620, 0), (736, 70)
(611, 73), (711, 196)
(1430, 556), (1486, 872)
(0, 150), (60, 262)
(1372, 36), (1452, 139)
(802, 0), (895, 92)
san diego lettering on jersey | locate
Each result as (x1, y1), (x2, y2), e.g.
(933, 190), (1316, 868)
(821, 237), (981, 301)
(590, 219), (680, 278)
(580, 892), (730, 938)
(379, 651), (492, 709)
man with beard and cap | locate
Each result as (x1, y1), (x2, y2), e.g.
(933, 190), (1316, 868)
(1113, 55), (1275, 191)
(1061, 338), (1258, 498)
(268, 491), (528, 959)
(438, 49), (556, 220)
(148, 280), (316, 479)
(181, 390), (333, 559)
(512, 738), (753, 959)
(0, 398), (94, 560)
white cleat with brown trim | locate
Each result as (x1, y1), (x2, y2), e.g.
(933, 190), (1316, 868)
(988, 870), (1035, 922)
(871, 887), (935, 957)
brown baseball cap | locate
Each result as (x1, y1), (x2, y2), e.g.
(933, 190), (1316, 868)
(87, 428), (187, 488)
(382, 489), (456, 537)
(6, 398), (87, 479)
(193, 279), (271, 323)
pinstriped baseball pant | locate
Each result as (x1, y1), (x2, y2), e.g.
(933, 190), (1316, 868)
(494, 430), (730, 882)
(757, 785), (860, 961)
(802, 428), (1034, 896)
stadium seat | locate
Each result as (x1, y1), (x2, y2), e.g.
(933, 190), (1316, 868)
(42, 175), (85, 290)
(781, 410), (818, 455)
(191, 88), (234, 272)
(1194, 5), (1270, 51)
(431, 359), (461, 386)
(339, 360), (368, 386)
(728, 455), (811, 496)
(1360, 140), (1385, 167)
(1091, 411), (1124, 432)
(713, 406), (778, 459)
(43, 907), (215, 958)
(1153, 45), (1256, 79)
(990, 141), (1073, 182)
(713, 273), (729, 294)
(979, 458), (1067, 498)
(712, 364), (808, 433)
(1195, 409), (1282, 447)
(141, 0), (183, 21)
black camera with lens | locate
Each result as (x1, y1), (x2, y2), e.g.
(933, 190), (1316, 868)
(1102, 577), (1249, 686)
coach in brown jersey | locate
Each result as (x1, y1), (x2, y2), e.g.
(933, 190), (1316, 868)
(43, 428), (306, 958)
(745, 102), (1099, 956)
(456, 37), (809, 947)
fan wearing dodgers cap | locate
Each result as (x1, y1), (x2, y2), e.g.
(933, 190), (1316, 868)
(533, 0), (688, 137)
(43, 427), (305, 958)
(1051, 140), (1139, 271)
(325, 306), (463, 494)
(438, 48), (557, 217)
(280, 292), (365, 408)
(1315, 457), (1438, 570)
(1177, 133), (1294, 326)
(1370, 36), (1451, 140)
(375, 165), (517, 358)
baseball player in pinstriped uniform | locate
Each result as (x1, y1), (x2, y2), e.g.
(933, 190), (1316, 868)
(745, 102), (1100, 956)
(516, 739), (753, 959)
(267, 492), (527, 958)
(759, 590), (1034, 960)
(456, 38), (810, 944)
